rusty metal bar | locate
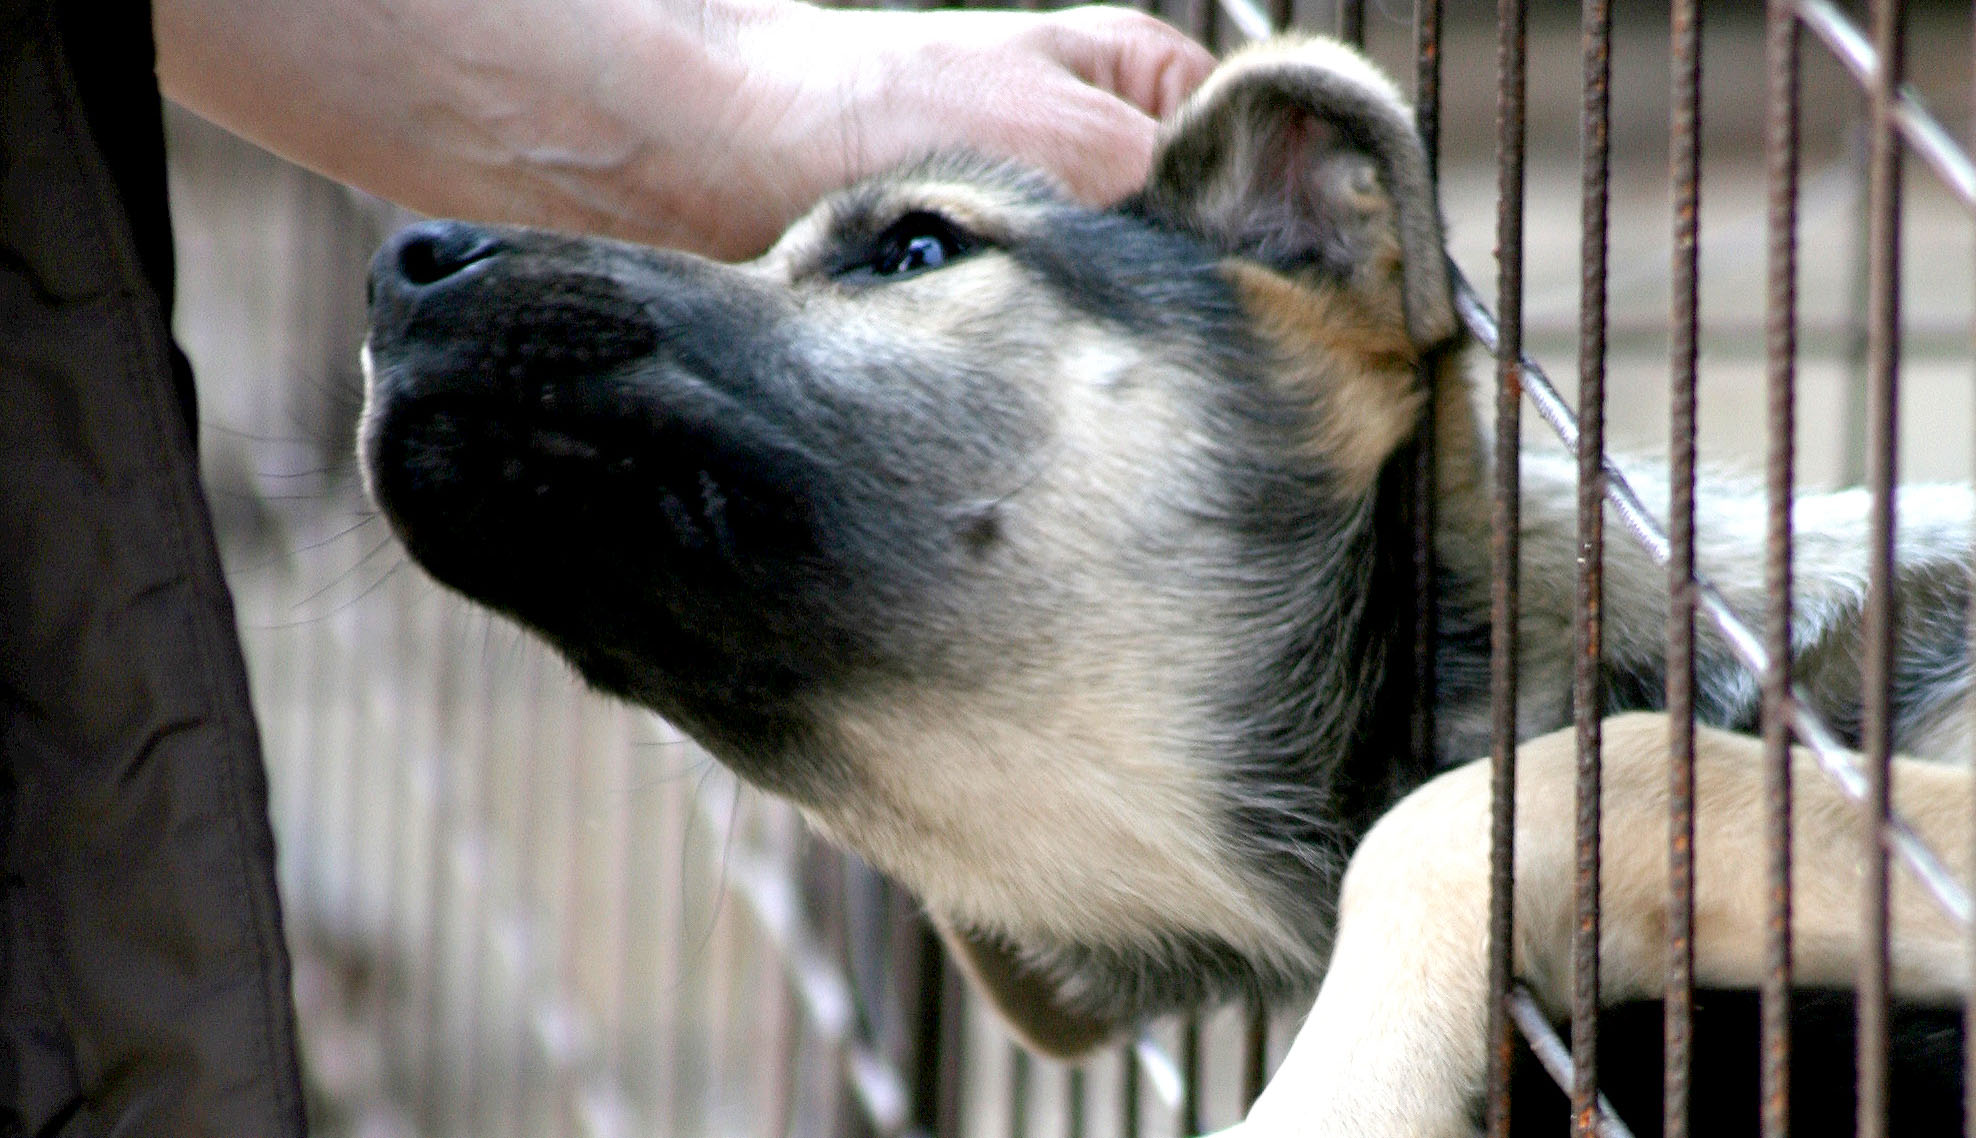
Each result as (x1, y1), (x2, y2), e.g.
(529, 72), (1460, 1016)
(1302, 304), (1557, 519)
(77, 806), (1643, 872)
(1571, 3), (1612, 1134)
(1856, 2), (1904, 1136)
(1407, 0), (1443, 809)
(1761, 5), (1802, 1138)
(1570, 38), (1610, 1138)
(1665, 1), (1702, 1135)
(1485, 1), (1527, 1136)
(1413, 1), (1440, 178)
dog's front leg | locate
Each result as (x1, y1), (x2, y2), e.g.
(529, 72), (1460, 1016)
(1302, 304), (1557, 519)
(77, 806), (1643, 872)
(1223, 729), (1497, 1138)
(1224, 712), (1970, 1138)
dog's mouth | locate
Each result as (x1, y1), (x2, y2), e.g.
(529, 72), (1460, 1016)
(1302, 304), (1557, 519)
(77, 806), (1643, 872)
(360, 222), (861, 746)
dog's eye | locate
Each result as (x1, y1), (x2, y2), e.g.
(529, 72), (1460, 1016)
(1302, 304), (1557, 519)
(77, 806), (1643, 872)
(858, 213), (975, 279)
(885, 232), (950, 274)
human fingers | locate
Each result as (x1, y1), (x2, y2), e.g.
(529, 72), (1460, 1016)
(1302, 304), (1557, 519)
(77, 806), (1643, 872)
(1030, 6), (1216, 120)
(1001, 81), (1161, 205)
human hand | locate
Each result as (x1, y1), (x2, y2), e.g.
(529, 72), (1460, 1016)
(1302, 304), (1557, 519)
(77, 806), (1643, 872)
(693, 3), (1217, 257)
(157, 0), (1213, 261)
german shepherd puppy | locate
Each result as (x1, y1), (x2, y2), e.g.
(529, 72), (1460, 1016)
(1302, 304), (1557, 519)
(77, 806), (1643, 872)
(359, 37), (1971, 1137)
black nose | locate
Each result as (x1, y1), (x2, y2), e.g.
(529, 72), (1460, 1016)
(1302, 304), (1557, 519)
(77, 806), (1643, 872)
(371, 220), (505, 302)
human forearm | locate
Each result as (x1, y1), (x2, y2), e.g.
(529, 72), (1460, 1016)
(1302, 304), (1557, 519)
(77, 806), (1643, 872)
(154, 0), (1215, 259)
(155, 0), (764, 251)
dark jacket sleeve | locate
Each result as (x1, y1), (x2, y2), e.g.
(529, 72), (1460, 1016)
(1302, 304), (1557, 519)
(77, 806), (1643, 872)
(0, 1), (309, 1133)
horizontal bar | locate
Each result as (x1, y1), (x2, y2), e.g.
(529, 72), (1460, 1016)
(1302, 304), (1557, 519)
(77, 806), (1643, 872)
(1451, 270), (1973, 930)
(1794, 0), (1976, 212)
(1507, 986), (1638, 1138)
(1133, 1033), (1187, 1110)
(1214, 0), (1273, 48)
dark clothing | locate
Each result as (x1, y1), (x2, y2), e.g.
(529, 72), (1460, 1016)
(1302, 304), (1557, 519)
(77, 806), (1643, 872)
(0, 0), (308, 1133)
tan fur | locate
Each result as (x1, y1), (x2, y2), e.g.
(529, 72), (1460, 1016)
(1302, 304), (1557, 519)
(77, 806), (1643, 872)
(811, 683), (1315, 980)
(1231, 716), (1971, 1138)
(1228, 261), (1423, 494)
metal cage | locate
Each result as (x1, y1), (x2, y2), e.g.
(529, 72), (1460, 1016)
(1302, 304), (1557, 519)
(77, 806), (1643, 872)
(175, 2), (1975, 1135)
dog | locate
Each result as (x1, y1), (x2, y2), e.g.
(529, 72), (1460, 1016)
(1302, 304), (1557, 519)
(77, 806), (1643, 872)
(358, 37), (1972, 1136)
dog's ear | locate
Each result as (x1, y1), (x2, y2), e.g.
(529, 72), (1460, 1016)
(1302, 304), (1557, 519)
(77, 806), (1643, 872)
(1141, 37), (1455, 353)
(934, 919), (1120, 1058)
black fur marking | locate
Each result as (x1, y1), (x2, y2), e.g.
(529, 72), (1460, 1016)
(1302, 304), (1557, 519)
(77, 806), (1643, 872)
(366, 227), (1036, 794)
(1429, 581), (1494, 729)
(1599, 657), (1668, 718)
(1011, 204), (1241, 343)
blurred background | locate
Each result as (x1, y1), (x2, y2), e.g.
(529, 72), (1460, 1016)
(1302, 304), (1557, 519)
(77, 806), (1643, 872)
(166, 3), (1973, 1135)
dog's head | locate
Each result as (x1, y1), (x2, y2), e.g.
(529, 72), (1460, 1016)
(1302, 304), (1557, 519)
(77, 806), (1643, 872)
(361, 38), (1463, 1054)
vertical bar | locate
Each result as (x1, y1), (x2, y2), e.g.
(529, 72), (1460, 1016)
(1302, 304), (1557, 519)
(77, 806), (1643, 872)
(1413, 0), (1441, 182)
(1193, 0), (1219, 57)
(1841, 123), (1873, 489)
(647, 725), (689, 1137)
(1180, 1016), (1203, 1136)
(456, 660), (505, 1137)
(1409, 0), (1444, 796)
(1572, 1), (1613, 1134)
(1760, 7), (1800, 1138)
(1665, 1), (1703, 1137)
(764, 967), (800, 1138)
(1242, 1004), (1271, 1109)
(1857, 2), (1904, 1137)
(1066, 1067), (1087, 1138)
(1009, 1044), (1031, 1138)
(1268, 0), (1291, 35)
(913, 921), (965, 1135)
(940, 940), (969, 1134)
(420, 604), (463, 1132)
(1967, 21), (1976, 1138)
(1120, 1038), (1142, 1138)
(1336, 0), (1364, 46)
(1485, 0), (1528, 1135)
